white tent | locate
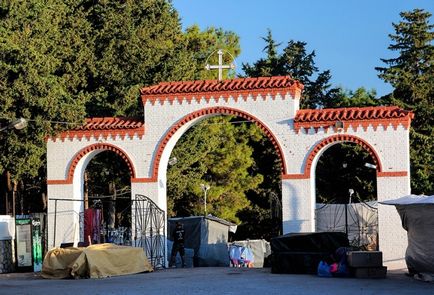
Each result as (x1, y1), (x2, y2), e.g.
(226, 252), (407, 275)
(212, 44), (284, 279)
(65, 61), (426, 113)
(380, 195), (434, 274)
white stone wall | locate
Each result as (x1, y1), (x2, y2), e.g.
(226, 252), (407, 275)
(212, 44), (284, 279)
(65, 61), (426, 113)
(47, 91), (410, 266)
(145, 93), (299, 208)
(46, 184), (76, 248)
(377, 176), (410, 268)
(282, 178), (314, 233)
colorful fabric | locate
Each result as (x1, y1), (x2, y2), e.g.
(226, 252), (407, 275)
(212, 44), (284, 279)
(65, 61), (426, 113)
(83, 209), (93, 246)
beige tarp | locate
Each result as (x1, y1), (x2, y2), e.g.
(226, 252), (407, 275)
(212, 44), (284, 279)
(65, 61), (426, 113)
(42, 243), (153, 279)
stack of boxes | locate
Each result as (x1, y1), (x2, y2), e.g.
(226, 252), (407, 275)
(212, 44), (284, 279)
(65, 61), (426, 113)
(347, 251), (387, 278)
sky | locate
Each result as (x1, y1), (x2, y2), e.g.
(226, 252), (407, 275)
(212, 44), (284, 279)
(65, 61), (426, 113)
(172, 0), (434, 97)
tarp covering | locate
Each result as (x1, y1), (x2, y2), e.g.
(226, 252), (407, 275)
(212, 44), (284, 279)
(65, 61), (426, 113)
(271, 232), (349, 253)
(42, 244), (153, 279)
(230, 239), (270, 268)
(380, 195), (434, 274)
(41, 247), (82, 278)
(380, 194), (434, 205)
(271, 232), (349, 274)
(168, 216), (234, 266)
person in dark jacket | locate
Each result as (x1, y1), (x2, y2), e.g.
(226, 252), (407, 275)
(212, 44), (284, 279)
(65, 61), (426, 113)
(169, 221), (186, 267)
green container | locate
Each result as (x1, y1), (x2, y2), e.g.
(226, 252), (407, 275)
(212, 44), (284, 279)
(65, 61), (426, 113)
(32, 218), (43, 272)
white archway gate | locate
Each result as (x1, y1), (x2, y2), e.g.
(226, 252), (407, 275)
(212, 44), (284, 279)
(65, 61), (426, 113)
(47, 76), (413, 267)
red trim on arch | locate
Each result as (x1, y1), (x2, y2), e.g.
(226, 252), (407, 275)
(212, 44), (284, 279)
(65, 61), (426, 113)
(377, 171), (408, 177)
(47, 143), (136, 185)
(149, 106), (287, 180)
(131, 177), (157, 183)
(47, 179), (71, 185)
(282, 173), (309, 179)
(302, 134), (383, 179)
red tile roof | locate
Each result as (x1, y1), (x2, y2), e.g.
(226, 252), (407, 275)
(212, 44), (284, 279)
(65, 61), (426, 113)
(52, 117), (144, 141)
(76, 117), (144, 130)
(140, 76), (304, 105)
(294, 106), (414, 132)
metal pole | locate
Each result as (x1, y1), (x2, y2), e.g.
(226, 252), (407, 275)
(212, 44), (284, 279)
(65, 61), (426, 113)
(345, 203), (348, 236)
(53, 200), (57, 247)
(204, 190), (207, 216)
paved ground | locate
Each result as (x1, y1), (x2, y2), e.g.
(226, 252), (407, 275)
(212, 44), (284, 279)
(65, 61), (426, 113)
(1, 267), (433, 295)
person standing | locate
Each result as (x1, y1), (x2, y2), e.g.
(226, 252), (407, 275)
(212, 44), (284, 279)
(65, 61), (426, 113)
(170, 221), (186, 267)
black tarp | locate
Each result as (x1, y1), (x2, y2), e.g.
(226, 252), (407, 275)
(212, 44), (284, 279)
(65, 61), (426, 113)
(271, 232), (349, 274)
(271, 232), (349, 252)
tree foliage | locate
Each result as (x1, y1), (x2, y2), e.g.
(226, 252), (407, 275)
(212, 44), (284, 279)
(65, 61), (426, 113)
(242, 29), (340, 109)
(183, 25), (240, 81)
(242, 31), (380, 222)
(316, 143), (377, 204)
(81, 1), (240, 117)
(167, 116), (263, 223)
(0, 0), (242, 214)
(235, 134), (283, 240)
(325, 87), (380, 108)
(0, 0), (92, 182)
(376, 9), (434, 194)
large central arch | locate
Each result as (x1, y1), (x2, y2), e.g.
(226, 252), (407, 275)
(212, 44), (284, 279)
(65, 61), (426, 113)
(152, 106), (287, 181)
(47, 76), (413, 268)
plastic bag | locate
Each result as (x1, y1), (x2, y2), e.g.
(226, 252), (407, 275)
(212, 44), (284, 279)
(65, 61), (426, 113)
(317, 261), (332, 277)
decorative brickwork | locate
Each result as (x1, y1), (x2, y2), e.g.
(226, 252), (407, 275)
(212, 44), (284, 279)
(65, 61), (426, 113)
(47, 76), (412, 263)
(52, 117), (144, 141)
(141, 76), (303, 105)
(47, 143), (136, 185)
(294, 106), (414, 133)
(282, 134), (407, 179)
(148, 106), (287, 181)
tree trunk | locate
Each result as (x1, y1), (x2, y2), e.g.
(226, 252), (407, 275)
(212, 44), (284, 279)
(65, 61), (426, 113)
(41, 192), (47, 211)
(107, 181), (116, 229)
(12, 179), (17, 217)
(0, 171), (8, 214)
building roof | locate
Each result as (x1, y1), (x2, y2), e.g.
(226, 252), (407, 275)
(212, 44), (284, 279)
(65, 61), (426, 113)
(140, 76), (304, 105)
(77, 117), (144, 130)
(294, 106), (414, 132)
(52, 117), (144, 141)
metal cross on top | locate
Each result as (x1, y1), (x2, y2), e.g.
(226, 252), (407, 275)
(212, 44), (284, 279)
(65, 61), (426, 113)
(205, 49), (235, 81)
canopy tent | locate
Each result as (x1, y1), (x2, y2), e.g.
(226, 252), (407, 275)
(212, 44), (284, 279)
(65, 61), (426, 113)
(380, 195), (434, 274)
(168, 216), (236, 267)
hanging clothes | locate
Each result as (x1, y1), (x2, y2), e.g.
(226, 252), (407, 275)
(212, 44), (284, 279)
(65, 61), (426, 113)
(92, 209), (103, 244)
(83, 208), (103, 246)
(84, 209), (94, 246)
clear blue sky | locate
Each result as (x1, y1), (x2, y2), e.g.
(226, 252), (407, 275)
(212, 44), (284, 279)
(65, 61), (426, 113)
(172, 0), (433, 97)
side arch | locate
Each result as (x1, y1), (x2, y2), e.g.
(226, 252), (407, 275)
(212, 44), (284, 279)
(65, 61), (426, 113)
(304, 134), (383, 177)
(65, 143), (137, 183)
(150, 106), (287, 180)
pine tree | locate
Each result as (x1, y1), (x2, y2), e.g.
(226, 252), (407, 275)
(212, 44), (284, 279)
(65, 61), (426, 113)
(0, 0), (93, 181)
(242, 30), (341, 109)
(167, 116), (263, 223)
(0, 0), (242, 213)
(376, 9), (434, 194)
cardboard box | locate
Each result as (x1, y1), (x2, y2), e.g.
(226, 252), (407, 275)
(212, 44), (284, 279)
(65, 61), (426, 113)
(347, 251), (383, 268)
(351, 266), (387, 279)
